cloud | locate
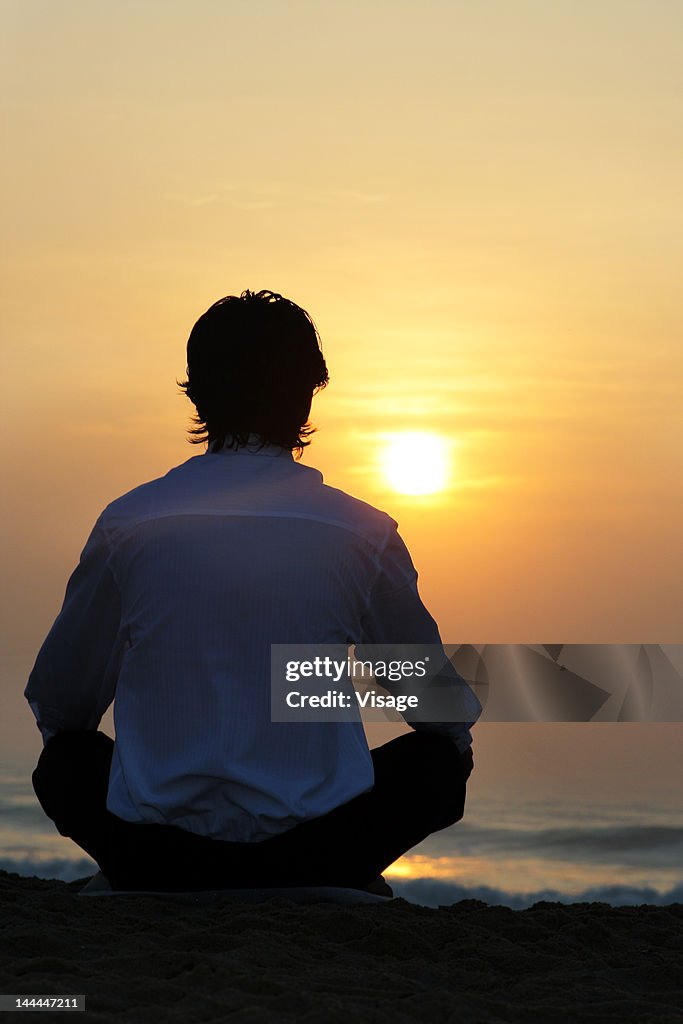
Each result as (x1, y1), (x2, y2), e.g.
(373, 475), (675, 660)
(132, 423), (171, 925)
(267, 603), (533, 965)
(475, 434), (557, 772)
(165, 184), (389, 210)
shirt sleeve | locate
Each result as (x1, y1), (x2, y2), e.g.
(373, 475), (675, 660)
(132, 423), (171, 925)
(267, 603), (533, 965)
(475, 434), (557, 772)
(355, 525), (482, 752)
(24, 517), (124, 745)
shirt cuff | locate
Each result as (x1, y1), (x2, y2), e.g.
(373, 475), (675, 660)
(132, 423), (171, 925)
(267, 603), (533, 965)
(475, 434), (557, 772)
(27, 701), (60, 746)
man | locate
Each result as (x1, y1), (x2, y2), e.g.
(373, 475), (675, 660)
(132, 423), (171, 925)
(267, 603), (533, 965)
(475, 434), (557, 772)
(26, 289), (481, 893)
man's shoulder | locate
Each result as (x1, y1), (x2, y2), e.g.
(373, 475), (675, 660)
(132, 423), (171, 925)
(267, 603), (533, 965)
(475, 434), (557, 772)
(98, 456), (203, 523)
(309, 474), (399, 549)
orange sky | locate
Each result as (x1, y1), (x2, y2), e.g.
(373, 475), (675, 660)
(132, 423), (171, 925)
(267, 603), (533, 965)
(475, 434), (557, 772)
(1, 2), (681, 782)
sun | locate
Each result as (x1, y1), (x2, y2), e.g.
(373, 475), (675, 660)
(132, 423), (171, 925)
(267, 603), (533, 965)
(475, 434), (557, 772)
(382, 431), (451, 496)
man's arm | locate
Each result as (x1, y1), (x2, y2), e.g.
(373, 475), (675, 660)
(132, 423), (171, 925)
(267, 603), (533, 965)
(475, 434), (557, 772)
(355, 524), (482, 753)
(24, 517), (123, 745)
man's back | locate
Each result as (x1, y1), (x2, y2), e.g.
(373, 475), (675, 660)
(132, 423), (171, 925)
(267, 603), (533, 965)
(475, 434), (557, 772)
(27, 443), (450, 843)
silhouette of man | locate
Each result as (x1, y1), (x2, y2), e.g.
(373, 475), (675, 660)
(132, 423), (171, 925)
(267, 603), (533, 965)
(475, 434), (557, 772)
(26, 289), (480, 893)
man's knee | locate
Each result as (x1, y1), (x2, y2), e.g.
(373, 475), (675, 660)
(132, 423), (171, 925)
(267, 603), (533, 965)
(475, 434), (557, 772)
(359, 729), (473, 837)
(411, 732), (470, 832)
(32, 730), (114, 824)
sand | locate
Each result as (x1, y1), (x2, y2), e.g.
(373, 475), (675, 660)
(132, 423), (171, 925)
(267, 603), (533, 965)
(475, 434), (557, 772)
(1, 869), (682, 1023)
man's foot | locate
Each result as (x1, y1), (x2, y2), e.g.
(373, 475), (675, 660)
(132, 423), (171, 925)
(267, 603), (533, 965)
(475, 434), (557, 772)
(362, 875), (394, 898)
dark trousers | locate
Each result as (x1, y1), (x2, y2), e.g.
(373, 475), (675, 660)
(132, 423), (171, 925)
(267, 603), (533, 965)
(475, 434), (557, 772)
(32, 730), (471, 892)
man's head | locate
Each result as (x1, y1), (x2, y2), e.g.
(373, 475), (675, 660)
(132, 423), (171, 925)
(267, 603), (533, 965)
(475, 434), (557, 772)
(180, 289), (329, 455)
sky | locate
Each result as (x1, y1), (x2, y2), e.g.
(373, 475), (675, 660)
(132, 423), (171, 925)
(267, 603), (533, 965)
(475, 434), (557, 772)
(1, 1), (682, 830)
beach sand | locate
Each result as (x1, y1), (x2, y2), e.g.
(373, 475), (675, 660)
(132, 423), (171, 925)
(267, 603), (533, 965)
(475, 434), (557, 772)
(1, 870), (682, 1022)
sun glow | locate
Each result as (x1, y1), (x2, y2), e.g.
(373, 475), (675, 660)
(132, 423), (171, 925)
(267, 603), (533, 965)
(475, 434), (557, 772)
(382, 431), (451, 496)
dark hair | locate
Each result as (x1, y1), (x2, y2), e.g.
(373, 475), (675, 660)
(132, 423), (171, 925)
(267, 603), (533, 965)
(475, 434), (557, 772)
(179, 289), (329, 456)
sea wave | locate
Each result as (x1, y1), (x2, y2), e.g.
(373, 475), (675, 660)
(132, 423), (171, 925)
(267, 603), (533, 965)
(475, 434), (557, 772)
(425, 821), (683, 867)
(391, 877), (683, 909)
(0, 856), (97, 883)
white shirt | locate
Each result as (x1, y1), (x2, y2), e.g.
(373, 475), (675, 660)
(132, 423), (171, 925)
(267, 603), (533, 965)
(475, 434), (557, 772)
(25, 444), (480, 842)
